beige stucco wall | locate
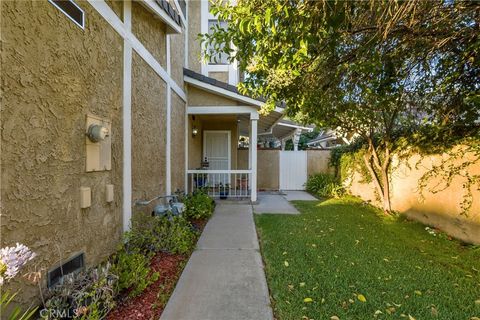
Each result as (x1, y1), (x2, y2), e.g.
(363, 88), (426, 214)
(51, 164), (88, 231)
(209, 71), (229, 83)
(1, 0), (123, 306)
(132, 1), (167, 67)
(238, 149), (280, 190)
(307, 150), (333, 176)
(347, 148), (480, 244)
(131, 53), (167, 200)
(171, 93), (186, 192)
(170, 31), (186, 88)
(188, 86), (241, 106)
(187, 0), (202, 73)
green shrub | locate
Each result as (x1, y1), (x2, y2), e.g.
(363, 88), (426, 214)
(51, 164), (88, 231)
(111, 250), (159, 298)
(125, 213), (198, 255)
(305, 173), (345, 198)
(183, 190), (215, 220)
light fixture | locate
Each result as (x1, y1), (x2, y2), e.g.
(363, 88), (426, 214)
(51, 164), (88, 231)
(192, 126), (198, 137)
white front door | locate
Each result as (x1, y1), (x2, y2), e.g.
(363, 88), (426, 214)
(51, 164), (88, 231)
(203, 131), (231, 185)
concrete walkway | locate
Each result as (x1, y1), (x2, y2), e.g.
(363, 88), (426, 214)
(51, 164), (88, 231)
(160, 204), (273, 320)
(253, 191), (317, 214)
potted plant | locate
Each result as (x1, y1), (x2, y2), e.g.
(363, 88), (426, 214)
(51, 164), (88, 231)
(219, 183), (230, 199)
(194, 170), (208, 188)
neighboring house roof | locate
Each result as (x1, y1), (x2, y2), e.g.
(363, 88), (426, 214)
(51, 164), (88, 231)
(307, 129), (356, 148)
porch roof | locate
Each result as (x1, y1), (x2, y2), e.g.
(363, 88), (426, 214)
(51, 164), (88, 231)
(183, 68), (313, 140)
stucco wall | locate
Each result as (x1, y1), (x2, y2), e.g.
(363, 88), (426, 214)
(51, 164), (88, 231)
(347, 148), (480, 244)
(170, 31), (186, 88)
(171, 93), (186, 192)
(1, 0), (123, 306)
(131, 53), (167, 201)
(209, 71), (229, 83)
(132, 1), (167, 68)
(307, 150), (333, 176)
(188, 86), (241, 106)
(187, 0), (202, 73)
(238, 149), (280, 190)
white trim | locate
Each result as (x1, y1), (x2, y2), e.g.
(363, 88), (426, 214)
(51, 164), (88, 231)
(166, 35), (171, 75)
(122, 0), (132, 232)
(249, 119), (258, 202)
(184, 76), (263, 107)
(86, 0), (186, 102)
(172, 0), (187, 26)
(278, 122), (313, 131)
(184, 0), (189, 68)
(166, 86), (172, 195)
(140, 0), (182, 34)
(48, 0), (85, 29)
(187, 106), (258, 115)
(203, 130), (232, 171)
(206, 64), (229, 72)
(187, 169), (251, 174)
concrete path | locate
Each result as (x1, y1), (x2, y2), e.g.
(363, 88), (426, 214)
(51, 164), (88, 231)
(283, 190), (318, 201)
(253, 191), (317, 214)
(160, 204), (273, 320)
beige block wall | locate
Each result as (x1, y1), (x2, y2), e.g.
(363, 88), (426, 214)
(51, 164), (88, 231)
(307, 150), (333, 176)
(237, 149), (280, 190)
(1, 0), (123, 306)
(131, 53), (167, 201)
(348, 148), (480, 244)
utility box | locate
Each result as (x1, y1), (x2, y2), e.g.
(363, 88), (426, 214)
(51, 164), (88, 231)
(106, 184), (114, 203)
(86, 114), (112, 172)
(80, 187), (91, 209)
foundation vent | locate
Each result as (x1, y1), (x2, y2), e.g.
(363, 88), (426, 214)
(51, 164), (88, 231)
(49, 0), (85, 29)
(47, 252), (85, 288)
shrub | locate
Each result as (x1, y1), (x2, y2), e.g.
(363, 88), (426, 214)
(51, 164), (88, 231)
(42, 263), (117, 320)
(183, 190), (215, 220)
(305, 173), (345, 198)
(110, 250), (159, 298)
(125, 213), (198, 255)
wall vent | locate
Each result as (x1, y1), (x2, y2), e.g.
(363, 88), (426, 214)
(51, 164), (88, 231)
(47, 252), (85, 288)
(48, 0), (85, 29)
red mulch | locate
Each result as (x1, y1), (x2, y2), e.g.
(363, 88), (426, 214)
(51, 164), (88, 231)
(107, 219), (207, 320)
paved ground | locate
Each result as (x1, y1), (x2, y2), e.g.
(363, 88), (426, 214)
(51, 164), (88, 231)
(253, 191), (317, 214)
(282, 190), (318, 201)
(160, 204), (273, 320)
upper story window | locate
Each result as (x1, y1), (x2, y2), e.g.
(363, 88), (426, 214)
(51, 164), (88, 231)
(207, 20), (229, 65)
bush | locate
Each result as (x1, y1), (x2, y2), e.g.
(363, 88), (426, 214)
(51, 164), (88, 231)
(111, 250), (159, 298)
(42, 263), (117, 320)
(183, 190), (215, 220)
(305, 173), (345, 198)
(125, 213), (198, 255)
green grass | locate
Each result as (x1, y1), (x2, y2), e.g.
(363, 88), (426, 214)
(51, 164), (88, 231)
(255, 197), (480, 320)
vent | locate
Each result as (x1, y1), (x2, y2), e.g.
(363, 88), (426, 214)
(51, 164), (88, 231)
(47, 252), (85, 288)
(49, 0), (85, 29)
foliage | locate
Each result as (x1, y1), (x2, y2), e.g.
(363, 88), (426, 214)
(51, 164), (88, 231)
(202, 0), (480, 212)
(284, 128), (320, 151)
(110, 250), (159, 298)
(125, 213), (198, 255)
(0, 244), (37, 320)
(255, 198), (480, 319)
(41, 263), (117, 320)
(0, 291), (37, 320)
(183, 190), (215, 221)
(305, 173), (344, 198)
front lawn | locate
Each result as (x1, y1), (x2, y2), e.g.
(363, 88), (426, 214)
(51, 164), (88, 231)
(255, 197), (480, 320)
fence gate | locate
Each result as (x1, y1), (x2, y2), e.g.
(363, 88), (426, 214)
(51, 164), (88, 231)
(279, 151), (308, 190)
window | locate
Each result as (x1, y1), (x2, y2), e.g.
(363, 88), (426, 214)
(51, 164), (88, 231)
(48, 0), (85, 29)
(208, 20), (229, 65)
(47, 252), (85, 288)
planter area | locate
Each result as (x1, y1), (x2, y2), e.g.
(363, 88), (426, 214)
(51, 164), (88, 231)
(39, 191), (214, 320)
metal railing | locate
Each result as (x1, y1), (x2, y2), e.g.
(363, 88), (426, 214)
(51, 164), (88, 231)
(187, 169), (251, 198)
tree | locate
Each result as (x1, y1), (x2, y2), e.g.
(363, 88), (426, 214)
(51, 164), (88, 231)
(203, 0), (480, 212)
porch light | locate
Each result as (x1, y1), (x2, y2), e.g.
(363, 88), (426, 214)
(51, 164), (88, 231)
(192, 126), (198, 137)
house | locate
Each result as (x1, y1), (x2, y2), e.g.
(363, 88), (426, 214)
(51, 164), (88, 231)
(1, 0), (308, 306)
(307, 128), (358, 149)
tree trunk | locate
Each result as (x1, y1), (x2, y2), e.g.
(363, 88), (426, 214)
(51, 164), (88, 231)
(363, 139), (392, 213)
